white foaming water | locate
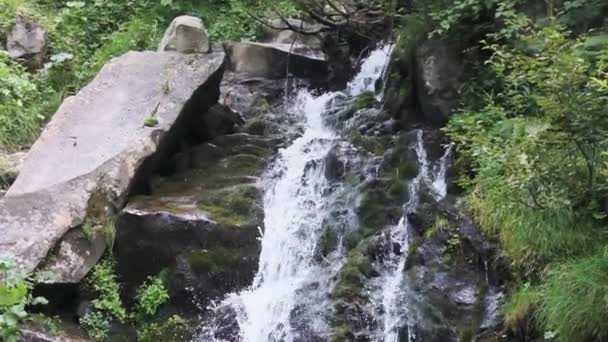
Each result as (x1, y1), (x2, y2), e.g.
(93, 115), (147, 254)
(197, 46), (393, 342)
(376, 131), (454, 342)
(348, 44), (394, 95)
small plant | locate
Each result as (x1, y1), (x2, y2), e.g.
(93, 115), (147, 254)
(80, 221), (96, 242)
(79, 311), (110, 341)
(134, 276), (169, 320)
(425, 214), (449, 239)
(144, 103), (160, 127)
(103, 221), (116, 253)
(0, 256), (47, 342)
(88, 259), (126, 323)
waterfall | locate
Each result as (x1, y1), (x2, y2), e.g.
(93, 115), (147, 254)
(374, 131), (454, 342)
(196, 45), (393, 342)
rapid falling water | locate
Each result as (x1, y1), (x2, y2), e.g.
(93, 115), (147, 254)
(197, 45), (393, 342)
(373, 131), (454, 342)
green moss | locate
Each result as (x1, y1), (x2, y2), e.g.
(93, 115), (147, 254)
(359, 180), (406, 236)
(189, 247), (242, 273)
(331, 240), (375, 301)
(197, 185), (260, 227)
(330, 325), (355, 342)
(397, 159), (418, 179)
(138, 315), (193, 342)
(348, 130), (386, 155)
(352, 91), (379, 111)
(404, 238), (423, 271)
(503, 285), (541, 335)
(316, 224), (339, 258)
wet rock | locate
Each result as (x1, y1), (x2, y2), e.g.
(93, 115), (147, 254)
(115, 130), (273, 315)
(115, 202), (260, 316)
(323, 147), (345, 181)
(20, 329), (89, 342)
(192, 103), (245, 141)
(158, 16), (210, 53)
(6, 15), (48, 69)
(0, 50), (225, 282)
(34, 229), (106, 284)
(224, 41), (328, 80)
(415, 37), (464, 125)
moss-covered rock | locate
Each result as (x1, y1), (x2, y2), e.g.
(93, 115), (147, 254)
(189, 247), (243, 273)
(138, 315), (194, 342)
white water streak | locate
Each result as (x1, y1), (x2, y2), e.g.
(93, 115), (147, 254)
(198, 45), (394, 342)
(379, 132), (454, 342)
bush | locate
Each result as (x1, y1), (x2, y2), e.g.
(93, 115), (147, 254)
(0, 54), (44, 149)
(0, 256), (47, 342)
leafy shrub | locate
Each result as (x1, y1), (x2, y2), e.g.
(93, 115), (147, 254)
(134, 276), (169, 319)
(0, 54), (44, 148)
(0, 256), (47, 342)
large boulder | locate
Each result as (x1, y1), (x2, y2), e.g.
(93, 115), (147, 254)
(415, 37), (463, 125)
(0, 50), (226, 283)
(262, 18), (324, 50)
(6, 15), (48, 69)
(115, 131), (278, 315)
(158, 15), (210, 54)
(224, 41), (328, 80)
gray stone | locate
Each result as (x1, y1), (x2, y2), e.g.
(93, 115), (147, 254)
(7, 15), (48, 69)
(0, 151), (26, 192)
(158, 15), (210, 54)
(224, 41), (327, 79)
(20, 328), (90, 342)
(415, 37), (463, 125)
(263, 18), (324, 50)
(0, 50), (226, 283)
(34, 229), (106, 284)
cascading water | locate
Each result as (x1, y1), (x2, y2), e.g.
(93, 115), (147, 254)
(372, 131), (455, 342)
(197, 45), (393, 342)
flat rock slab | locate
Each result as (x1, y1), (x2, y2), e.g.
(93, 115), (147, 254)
(224, 41), (327, 79)
(0, 50), (226, 282)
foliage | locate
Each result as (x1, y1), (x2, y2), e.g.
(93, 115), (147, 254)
(82, 260), (170, 341)
(0, 256), (47, 342)
(0, 53), (45, 149)
(0, 0), (297, 149)
(79, 311), (110, 342)
(133, 276), (169, 320)
(447, 14), (608, 340)
(539, 252), (608, 341)
(87, 259), (126, 322)
(503, 284), (541, 333)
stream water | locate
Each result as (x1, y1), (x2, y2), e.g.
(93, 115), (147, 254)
(196, 46), (456, 342)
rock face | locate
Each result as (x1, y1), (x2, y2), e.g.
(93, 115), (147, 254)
(6, 15), (48, 69)
(263, 18), (324, 50)
(114, 75), (289, 315)
(158, 16), (210, 54)
(415, 37), (463, 125)
(224, 41), (328, 80)
(0, 50), (226, 283)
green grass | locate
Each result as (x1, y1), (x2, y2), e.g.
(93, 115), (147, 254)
(540, 253), (608, 341)
(503, 285), (541, 333)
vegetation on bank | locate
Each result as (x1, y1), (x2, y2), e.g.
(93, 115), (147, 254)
(414, 0), (608, 340)
(0, 0), (295, 150)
